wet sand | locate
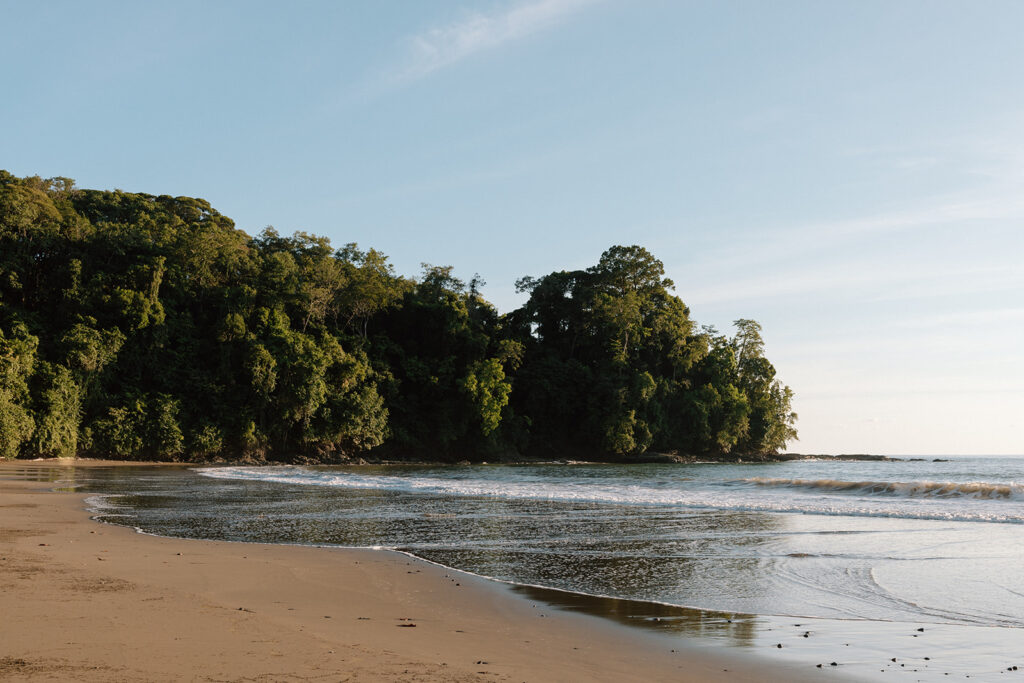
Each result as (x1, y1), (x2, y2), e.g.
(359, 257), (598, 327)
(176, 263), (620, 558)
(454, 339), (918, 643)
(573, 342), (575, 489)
(0, 460), (831, 682)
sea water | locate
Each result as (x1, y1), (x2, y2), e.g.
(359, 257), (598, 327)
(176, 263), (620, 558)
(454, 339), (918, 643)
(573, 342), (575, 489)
(22, 456), (1024, 681)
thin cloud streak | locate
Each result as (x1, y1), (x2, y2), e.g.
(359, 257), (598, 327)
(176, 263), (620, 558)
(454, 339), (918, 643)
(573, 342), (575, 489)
(680, 259), (1024, 307)
(670, 190), (1024, 307)
(397, 0), (596, 82)
(793, 196), (1024, 239)
(669, 128), (1024, 288)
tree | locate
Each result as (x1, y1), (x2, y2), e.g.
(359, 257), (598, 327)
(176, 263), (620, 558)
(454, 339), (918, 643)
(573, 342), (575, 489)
(727, 319), (798, 454)
(0, 323), (37, 458)
(511, 245), (708, 457)
(335, 243), (409, 340)
(30, 363), (81, 458)
(461, 358), (511, 436)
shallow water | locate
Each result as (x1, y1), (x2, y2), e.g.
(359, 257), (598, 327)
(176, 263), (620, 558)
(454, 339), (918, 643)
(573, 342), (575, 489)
(12, 456), (1024, 681)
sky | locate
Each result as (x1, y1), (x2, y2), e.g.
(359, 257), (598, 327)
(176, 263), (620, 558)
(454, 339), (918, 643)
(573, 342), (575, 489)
(3, 0), (1022, 455)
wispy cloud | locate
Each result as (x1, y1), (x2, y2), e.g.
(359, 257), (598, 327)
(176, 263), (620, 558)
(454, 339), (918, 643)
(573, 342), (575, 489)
(396, 0), (596, 82)
(892, 306), (1024, 330)
(671, 188), (1024, 307)
(810, 197), (1022, 237)
(678, 259), (977, 306)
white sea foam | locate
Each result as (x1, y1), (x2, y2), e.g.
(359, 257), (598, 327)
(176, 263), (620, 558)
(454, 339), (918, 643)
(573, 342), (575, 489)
(84, 494), (124, 514)
(193, 466), (1024, 524)
(84, 494), (134, 518)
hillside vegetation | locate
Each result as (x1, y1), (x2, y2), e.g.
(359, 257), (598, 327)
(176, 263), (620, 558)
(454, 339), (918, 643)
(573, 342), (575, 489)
(0, 171), (796, 462)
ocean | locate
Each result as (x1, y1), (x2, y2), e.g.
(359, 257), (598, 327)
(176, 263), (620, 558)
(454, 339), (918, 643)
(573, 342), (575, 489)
(41, 455), (1024, 681)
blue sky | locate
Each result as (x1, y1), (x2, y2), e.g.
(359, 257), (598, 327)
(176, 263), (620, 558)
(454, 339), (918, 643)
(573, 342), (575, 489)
(4, 0), (1023, 454)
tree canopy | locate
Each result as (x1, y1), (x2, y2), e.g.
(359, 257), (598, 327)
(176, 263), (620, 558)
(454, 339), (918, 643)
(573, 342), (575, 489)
(0, 171), (796, 462)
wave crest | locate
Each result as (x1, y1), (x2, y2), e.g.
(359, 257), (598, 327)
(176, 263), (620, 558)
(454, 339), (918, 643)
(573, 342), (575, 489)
(193, 467), (1024, 523)
(742, 477), (1023, 500)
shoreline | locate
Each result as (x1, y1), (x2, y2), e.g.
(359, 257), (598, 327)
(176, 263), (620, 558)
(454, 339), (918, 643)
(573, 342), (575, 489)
(5, 451), (902, 468)
(0, 460), (827, 682)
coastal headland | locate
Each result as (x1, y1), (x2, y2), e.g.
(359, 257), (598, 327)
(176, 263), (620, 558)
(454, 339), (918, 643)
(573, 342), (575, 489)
(0, 459), (827, 682)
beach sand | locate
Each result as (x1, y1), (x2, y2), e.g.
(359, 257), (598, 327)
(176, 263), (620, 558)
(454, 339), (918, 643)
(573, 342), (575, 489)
(0, 460), (825, 682)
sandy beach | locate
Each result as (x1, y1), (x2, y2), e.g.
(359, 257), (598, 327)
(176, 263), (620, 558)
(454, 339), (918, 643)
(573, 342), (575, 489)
(0, 459), (836, 682)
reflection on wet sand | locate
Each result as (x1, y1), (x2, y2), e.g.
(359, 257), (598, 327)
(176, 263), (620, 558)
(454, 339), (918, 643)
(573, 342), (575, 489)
(510, 583), (761, 645)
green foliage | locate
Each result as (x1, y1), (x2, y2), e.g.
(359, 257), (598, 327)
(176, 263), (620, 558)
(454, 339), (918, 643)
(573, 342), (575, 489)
(510, 246), (796, 457)
(31, 363), (81, 457)
(61, 322), (125, 378)
(0, 324), (38, 458)
(91, 401), (147, 459)
(0, 169), (796, 461)
(370, 264), (510, 457)
(149, 395), (185, 459)
(190, 424), (224, 459)
(461, 358), (511, 436)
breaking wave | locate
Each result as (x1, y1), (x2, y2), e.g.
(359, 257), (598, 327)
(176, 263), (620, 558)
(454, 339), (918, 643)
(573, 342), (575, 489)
(193, 466), (1024, 524)
(742, 477), (1024, 500)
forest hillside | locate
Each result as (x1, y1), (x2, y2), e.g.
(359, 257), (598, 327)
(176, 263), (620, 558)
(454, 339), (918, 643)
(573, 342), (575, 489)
(0, 172), (797, 462)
